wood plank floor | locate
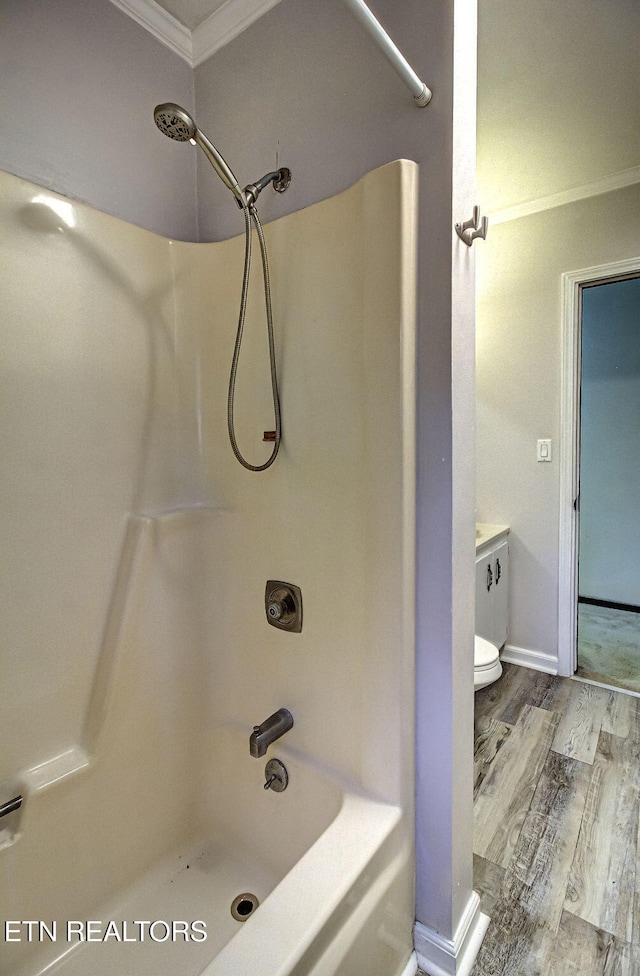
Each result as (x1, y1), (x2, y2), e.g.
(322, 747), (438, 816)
(471, 663), (640, 975)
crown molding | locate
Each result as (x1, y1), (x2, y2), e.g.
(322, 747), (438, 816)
(108, 0), (193, 63)
(489, 164), (640, 225)
(108, 0), (284, 68)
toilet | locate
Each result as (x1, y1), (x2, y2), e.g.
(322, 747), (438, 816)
(474, 635), (502, 690)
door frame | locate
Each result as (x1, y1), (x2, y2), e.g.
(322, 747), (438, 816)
(558, 256), (640, 676)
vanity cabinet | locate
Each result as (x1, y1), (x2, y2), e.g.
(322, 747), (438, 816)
(475, 526), (509, 649)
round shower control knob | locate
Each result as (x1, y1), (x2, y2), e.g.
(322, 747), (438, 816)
(264, 581), (303, 632)
(266, 588), (296, 624)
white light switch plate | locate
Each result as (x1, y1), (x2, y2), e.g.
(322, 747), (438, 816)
(537, 438), (552, 462)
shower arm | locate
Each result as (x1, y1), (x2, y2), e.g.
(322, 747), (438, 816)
(241, 168), (292, 208)
(341, 0), (432, 107)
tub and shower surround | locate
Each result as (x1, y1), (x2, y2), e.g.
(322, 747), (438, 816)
(0, 159), (417, 976)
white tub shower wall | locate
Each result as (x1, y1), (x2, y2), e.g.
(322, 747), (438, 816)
(0, 159), (417, 975)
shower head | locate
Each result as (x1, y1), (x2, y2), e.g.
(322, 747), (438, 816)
(153, 102), (245, 206)
(153, 103), (196, 142)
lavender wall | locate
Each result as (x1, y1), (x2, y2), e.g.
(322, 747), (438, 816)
(194, 0), (447, 243)
(0, 0), (197, 240)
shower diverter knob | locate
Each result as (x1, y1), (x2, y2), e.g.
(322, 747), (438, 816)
(265, 581), (302, 632)
(267, 598), (288, 620)
(267, 589), (295, 622)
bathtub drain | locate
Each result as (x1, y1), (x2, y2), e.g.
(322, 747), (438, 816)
(231, 892), (259, 921)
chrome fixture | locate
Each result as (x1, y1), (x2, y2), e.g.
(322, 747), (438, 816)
(0, 795), (22, 819)
(265, 581), (303, 633)
(263, 758), (288, 792)
(250, 708), (294, 758)
(230, 892), (259, 921)
(455, 206), (488, 246)
(244, 167), (291, 207)
(153, 102), (291, 472)
(154, 103), (291, 209)
(153, 103), (246, 206)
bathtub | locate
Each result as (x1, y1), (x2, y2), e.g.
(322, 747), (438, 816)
(199, 733), (411, 976)
(11, 732), (411, 976)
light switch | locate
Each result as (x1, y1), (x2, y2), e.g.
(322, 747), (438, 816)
(537, 438), (552, 462)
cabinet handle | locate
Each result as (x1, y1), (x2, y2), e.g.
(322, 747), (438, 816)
(486, 565), (493, 591)
(495, 558), (501, 585)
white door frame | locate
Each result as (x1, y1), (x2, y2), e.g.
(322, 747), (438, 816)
(558, 256), (640, 676)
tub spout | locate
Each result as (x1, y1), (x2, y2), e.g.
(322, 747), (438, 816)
(250, 708), (293, 758)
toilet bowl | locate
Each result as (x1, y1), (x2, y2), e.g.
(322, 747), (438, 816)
(474, 635), (502, 690)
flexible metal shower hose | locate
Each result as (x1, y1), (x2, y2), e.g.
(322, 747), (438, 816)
(227, 204), (281, 471)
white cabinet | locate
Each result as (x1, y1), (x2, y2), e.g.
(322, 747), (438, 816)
(475, 527), (509, 649)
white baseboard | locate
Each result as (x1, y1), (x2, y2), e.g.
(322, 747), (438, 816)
(501, 643), (558, 675)
(414, 891), (490, 976)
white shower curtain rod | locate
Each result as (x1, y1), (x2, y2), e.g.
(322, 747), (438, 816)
(341, 0), (432, 106)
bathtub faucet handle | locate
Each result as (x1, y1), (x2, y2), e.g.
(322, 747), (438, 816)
(263, 758), (288, 792)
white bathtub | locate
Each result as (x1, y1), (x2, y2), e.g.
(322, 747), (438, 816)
(199, 733), (411, 976)
(12, 734), (411, 976)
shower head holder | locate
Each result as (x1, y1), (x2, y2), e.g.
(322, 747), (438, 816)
(241, 168), (292, 208)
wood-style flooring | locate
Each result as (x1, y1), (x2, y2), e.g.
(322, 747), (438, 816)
(471, 663), (640, 975)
